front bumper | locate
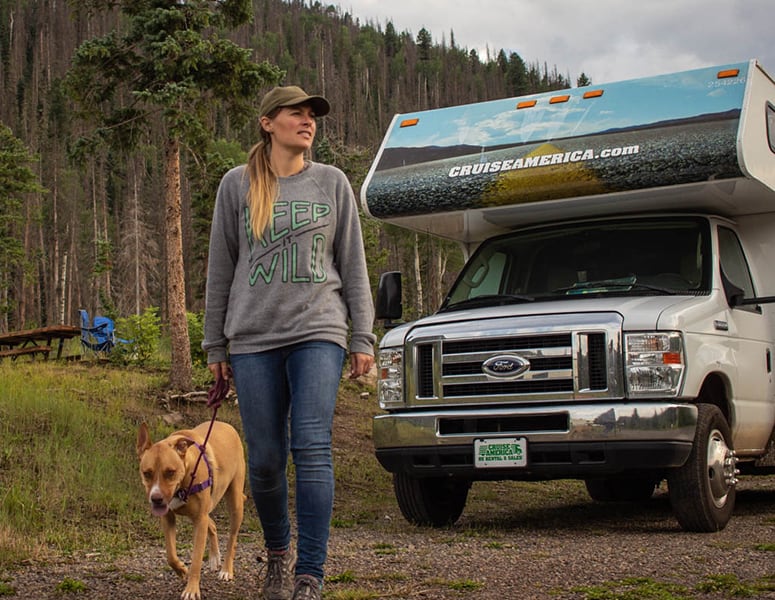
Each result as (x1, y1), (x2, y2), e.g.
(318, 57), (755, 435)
(373, 402), (697, 479)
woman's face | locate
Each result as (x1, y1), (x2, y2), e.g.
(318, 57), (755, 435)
(261, 103), (317, 153)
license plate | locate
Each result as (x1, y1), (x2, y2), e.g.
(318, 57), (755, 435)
(474, 437), (527, 468)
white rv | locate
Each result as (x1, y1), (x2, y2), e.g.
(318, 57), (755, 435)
(361, 60), (775, 532)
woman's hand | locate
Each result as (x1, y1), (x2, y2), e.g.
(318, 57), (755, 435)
(208, 360), (232, 381)
(349, 352), (374, 379)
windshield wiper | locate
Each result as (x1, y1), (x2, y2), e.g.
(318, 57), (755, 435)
(442, 293), (535, 312)
(554, 277), (680, 295)
(627, 282), (681, 295)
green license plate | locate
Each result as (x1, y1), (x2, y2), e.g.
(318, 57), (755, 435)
(474, 437), (527, 468)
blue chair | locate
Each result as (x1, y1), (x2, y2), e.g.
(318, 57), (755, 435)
(79, 309), (120, 354)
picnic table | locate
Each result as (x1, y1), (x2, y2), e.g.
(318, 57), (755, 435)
(0, 325), (81, 361)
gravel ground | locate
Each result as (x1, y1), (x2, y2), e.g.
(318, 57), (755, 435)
(5, 475), (774, 600)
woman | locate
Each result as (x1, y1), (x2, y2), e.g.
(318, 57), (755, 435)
(202, 85), (376, 600)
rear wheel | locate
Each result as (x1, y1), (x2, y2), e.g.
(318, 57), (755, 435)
(584, 475), (659, 502)
(393, 473), (470, 526)
(667, 403), (738, 532)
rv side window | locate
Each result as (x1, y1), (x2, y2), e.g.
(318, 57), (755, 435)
(768, 102), (775, 154)
(718, 226), (756, 301)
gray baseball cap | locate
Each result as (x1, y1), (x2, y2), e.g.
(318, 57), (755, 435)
(259, 86), (330, 118)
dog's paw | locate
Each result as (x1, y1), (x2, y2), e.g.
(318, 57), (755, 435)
(217, 570), (234, 582)
(208, 551), (221, 571)
(180, 583), (202, 600)
(172, 563), (188, 579)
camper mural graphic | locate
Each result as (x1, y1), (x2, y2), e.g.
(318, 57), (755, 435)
(364, 62), (748, 220)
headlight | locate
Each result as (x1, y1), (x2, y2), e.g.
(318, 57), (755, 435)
(377, 348), (404, 409)
(625, 332), (684, 397)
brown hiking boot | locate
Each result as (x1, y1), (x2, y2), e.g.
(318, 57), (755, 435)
(291, 574), (322, 600)
(261, 547), (296, 600)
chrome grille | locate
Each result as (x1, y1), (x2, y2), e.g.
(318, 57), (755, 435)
(406, 314), (623, 406)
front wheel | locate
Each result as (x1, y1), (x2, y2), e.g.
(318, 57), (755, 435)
(393, 473), (470, 527)
(667, 404), (738, 532)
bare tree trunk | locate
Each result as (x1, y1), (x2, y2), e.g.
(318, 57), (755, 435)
(68, 223), (78, 322)
(60, 251), (68, 323)
(133, 161), (141, 315)
(100, 160), (111, 301)
(51, 161), (64, 322)
(165, 136), (193, 391)
(0, 258), (7, 332)
(91, 159), (100, 305)
(434, 247), (448, 309)
(413, 232), (423, 316)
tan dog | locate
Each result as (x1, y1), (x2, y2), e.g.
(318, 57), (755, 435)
(136, 421), (246, 600)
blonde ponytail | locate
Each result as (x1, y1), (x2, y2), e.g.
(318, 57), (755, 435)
(245, 135), (277, 241)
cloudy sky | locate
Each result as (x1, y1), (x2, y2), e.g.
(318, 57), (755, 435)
(340, 0), (774, 86)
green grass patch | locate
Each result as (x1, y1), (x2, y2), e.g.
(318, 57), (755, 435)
(569, 574), (775, 599)
(446, 578), (483, 592)
(571, 576), (691, 599)
(696, 573), (775, 597)
(327, 570), (357, 584)
(324, 589), (380, 600)
(55, 577), (88, 593)
(371, 542), (397, 556)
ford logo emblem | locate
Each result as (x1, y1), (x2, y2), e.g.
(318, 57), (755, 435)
(482, 354), (530, 378)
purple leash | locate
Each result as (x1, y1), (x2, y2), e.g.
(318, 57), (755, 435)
(178, 375), (229, 502)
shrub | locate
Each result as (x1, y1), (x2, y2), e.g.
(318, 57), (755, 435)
(113, 307), (161, 365)
(187, 311), (207, 368)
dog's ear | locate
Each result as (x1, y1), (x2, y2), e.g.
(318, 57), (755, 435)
(136, 422), (153, 458)
(173, 438), (193, 459)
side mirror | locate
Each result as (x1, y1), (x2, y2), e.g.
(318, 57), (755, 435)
(721, 267), (745, 308)
(376, 271), (402, 322)
(720, 265), (775, 308)
(720, 267), (745, 308)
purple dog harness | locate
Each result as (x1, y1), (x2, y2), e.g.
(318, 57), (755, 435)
(174, 441), (213, 505)
(171, 395), (220, 508)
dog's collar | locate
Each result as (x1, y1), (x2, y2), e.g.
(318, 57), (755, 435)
(174, 441), (213, 505)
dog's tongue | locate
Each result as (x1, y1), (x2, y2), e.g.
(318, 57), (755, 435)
(151, 503), (169, 517)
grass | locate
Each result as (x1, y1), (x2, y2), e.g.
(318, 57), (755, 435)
(0, 362), (171, 562)
(0, 360), (388, 567)
(569, 574), (775, 599)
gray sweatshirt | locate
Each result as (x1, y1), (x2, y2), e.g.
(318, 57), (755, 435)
(202, 161), (376, 364)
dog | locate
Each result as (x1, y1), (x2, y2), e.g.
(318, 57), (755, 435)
(136, 420), (246, 600)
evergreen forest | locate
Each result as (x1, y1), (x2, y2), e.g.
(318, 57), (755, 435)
(0, 0), (580, 386)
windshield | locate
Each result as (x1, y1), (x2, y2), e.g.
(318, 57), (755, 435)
(442, 216), (711, 311)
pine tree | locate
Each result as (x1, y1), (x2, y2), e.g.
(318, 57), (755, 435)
(65, 0), (282, 390)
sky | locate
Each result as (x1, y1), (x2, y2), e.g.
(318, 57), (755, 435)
(340, 0), (775, 87)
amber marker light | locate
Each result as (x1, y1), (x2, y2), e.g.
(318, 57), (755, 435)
(399, 118), (419, 127)
(582, 89), (604, 99)
(662, 352), (683, 365)
(717, 68), (740, 79)
(517, 100), (538, 109)
(549, 94), (571, 104)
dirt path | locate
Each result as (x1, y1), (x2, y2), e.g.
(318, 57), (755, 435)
(6, 476), (775, 599)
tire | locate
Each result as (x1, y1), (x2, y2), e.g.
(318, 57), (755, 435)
(584, 475), (658, 502)
(393, 473), (470, 527)
(667, 403), (737, 532)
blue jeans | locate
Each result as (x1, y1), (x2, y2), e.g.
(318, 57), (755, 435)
(230, 341), (345, 580)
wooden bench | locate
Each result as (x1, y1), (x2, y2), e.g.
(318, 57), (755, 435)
(0, 345), (52, 361)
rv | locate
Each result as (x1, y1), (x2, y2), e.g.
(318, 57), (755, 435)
(361, 60), (775, 532)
